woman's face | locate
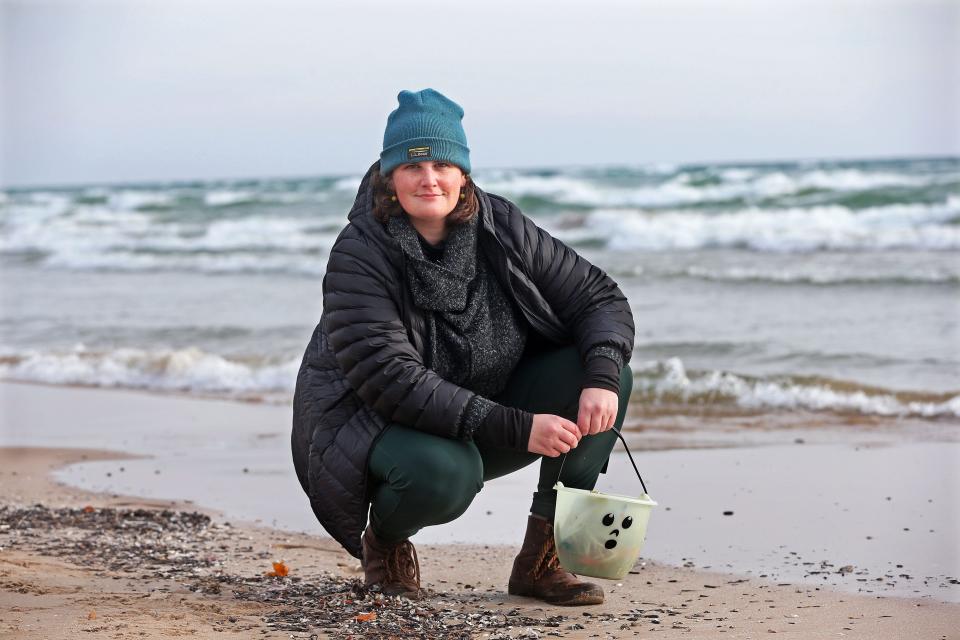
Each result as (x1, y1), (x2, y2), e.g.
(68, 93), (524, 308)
(391, 161), (466, 225)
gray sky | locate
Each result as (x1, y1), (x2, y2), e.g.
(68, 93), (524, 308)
(2, 0), (958, 188)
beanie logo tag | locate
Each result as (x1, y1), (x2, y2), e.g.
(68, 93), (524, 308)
(407, 146), (431, 159)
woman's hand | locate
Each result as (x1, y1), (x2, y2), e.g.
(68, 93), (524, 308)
(577, 388), (619, 437)
(528, 414), (582, 457)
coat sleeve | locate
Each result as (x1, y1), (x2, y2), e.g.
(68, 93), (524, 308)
(321, 231), (474, 439)
(499, 196), (635, 367)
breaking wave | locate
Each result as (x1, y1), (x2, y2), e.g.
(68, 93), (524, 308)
(2, 347), (956, 418)
(631, 358), (960, 419)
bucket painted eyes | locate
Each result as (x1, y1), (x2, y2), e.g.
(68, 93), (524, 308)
(622, 516), (633, 529)
(602, 513), (615, 526)
(605, 539), (618, 549)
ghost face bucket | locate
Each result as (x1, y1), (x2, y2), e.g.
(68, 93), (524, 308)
(552, 428), (657, 580)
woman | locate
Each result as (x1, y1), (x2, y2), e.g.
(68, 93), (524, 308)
(291, 88), (635, 606)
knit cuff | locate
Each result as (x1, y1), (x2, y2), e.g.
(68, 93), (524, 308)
(458, 395), (533, 452)
(458, 395), (498, 441)
(584, 345), (624, 394)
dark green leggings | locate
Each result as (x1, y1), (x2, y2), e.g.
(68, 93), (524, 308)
(367, 345), (633, 543)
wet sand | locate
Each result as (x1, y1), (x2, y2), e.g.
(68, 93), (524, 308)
(1, 382), (959, 638)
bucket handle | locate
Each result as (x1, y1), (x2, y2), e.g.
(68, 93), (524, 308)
(555, 426), (649, 495)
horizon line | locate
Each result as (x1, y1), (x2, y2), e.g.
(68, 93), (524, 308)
(2, 152), (957, 193)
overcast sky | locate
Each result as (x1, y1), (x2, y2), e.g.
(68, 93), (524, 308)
(2, 0), (957, 188)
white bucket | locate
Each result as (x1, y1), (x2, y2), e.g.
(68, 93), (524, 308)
(552, 482), (657, 580)
(550, 428), (657, 580)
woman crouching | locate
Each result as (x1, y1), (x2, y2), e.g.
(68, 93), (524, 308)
(292, 88), (635, 606)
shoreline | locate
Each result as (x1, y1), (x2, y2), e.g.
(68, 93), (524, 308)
(3, 376), (956, 448)
(2, 446), (959, 639)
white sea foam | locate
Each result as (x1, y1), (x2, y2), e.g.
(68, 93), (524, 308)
(199, 217), (333, 251)
(3, 346), (955, 418)
(333, 176), (363, 191)
(643, 162), (680, 175)
(43, 249), (327, 276)
(1, 202), (71, 237)
(480, 171), (774, 208)
(482, 174), (687, 207)
(0, 345), (299, 396)
(676, 265), (960, 285)
(634, 358), (960, 418)
(0, 206), (151, 254)
(19, 193), (74, 218)
(199, 189), (317, 207)
(794, 168), (936, 191)
(204, 190), (258, 207)
(567, 198), (960, 252)
(1, 203), (335, 273)
(3, 163), (956, 271)
(717, 168), (757, 182)
(107, 190), (175, 210)
(480, 166), (954, 209)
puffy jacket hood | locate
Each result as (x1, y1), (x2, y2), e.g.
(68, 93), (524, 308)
(346, 162), (402, 258)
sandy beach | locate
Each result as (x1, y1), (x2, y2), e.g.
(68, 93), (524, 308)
(1, 382), (958, 638)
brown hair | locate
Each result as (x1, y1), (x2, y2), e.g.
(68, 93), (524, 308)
(371, 163), (479, 226)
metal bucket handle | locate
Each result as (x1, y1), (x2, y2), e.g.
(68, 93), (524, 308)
(555, 426), (649, 495)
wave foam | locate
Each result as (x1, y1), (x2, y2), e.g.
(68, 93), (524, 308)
(333, 176), (362, 192)
(0, 206), (335, 274)
(108, 190), (176, 211)
(479, 166), (956, 209)
(0, 345), (299, 396)
(570, 198), (960, 252)
(671, 265), (960, 285)
(43, 250), (327, 275)
(204, 190), (258, 207)
(633, 358), (960, 418)
(2, 347), (956, 419)
(199, 190), (318, 207)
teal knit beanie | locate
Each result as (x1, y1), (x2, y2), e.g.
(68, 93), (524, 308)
(380, 88), (471, 176)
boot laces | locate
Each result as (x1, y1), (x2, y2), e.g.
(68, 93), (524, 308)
(531, 535), (562, 580)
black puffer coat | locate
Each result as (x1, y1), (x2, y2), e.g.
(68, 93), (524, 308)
(291, 162), (635, 559)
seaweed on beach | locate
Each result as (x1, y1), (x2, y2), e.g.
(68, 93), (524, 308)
(0, 504), (571, 638)
(218, 572), (568, 639)
(0, 504), (219, 578)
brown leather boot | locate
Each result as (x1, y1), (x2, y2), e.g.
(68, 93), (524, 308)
(361, 524), (422, 599)
(508, 514), (604, 606)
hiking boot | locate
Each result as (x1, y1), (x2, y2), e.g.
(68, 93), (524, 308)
(361, 524), (422, 599)
(508, 514), (604, 606)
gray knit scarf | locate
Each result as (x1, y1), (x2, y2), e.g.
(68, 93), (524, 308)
(386, 212), (478, 313)
(386, 211), (527, 397)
